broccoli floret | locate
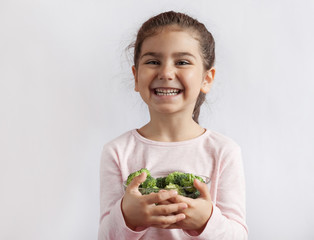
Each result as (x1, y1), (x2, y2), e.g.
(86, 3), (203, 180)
(126, 168), (151, 185)
(165, 183), (186, 196)
(179, 173), (197, 192)
(180, 173), (204, 193)
(164, 172), (205, 197)
(140, 175), (157, 188)
(156, 177), (167, 188)
(195, 175), (205, 183)
(165, 171), (185, 185)
(140, 186), (160, 195)
(186, 190), (201, 199)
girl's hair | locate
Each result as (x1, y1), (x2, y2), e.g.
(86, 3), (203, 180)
(131, 11), (215, 123)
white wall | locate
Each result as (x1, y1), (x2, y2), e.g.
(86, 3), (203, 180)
(1, 0), (313, 239)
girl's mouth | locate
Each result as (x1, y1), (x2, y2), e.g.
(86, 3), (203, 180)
(153, 88), (183, 96)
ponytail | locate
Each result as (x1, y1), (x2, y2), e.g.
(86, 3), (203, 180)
(193, 92), (206, 123)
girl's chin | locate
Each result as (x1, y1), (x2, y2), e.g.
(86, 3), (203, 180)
(148, 105), (183, 115)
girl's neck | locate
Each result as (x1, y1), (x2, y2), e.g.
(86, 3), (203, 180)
(137, 114), (205, 142)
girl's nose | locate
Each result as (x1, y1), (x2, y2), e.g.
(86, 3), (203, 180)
(158, 64), (174, 80)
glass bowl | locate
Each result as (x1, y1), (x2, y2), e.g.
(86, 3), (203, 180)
(123, 173), (210, 199)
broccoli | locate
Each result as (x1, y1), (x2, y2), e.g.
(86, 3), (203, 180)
(165, 171), (185, 185)
(140, 175), (157, 188)
(126, 168), (151, 185)
(164, 183), (186, 196)
(180, 173), (205, 193)
(156, 177), (167, 188)
(186, 190), (201, 199)
(195, 175), (205, 183)
(179, 173), (197, 192)
(126, 168), (206, 199)
(140, 186), (160, 195)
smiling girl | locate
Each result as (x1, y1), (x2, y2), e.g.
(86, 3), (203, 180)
(98, 11), (248, 240)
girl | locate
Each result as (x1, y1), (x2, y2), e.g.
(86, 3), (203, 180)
(98, 11), (248, 240)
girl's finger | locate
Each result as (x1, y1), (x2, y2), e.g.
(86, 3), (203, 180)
(127, 172), (147, 192)
(152, 202), (188, 216)
(170, 194), (193, 205)
(150, 213), (186, 226)
(145, 190), (178, 204)
(158, 200), (172, 205)
(193, 179), (211, 199)
(157, 190), (175, 204)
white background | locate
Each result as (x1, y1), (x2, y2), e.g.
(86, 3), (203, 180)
(1, 0), (313, 239)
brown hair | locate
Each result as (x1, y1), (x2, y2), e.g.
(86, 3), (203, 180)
(131, 11), (215, 123)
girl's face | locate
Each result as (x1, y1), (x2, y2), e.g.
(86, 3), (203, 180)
(132, 27), (215, 117)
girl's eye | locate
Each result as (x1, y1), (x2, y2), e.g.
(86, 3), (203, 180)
(177, 60), (190, 65)
(146, 60), (160, 65)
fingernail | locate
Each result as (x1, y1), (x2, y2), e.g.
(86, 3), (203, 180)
(171, 190), (178, 196)
(182, 203), (188, 209)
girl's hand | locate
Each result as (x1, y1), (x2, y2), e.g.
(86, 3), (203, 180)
(121, 172), (188, 231)
(166, 179), (213, 234)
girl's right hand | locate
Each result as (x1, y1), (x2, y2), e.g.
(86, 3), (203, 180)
(121, 172), (187, 231)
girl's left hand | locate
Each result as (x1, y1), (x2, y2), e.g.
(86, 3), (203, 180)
(166, 179), (213, 234)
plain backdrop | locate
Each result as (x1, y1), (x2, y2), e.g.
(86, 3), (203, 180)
(1, 0), (314, 239)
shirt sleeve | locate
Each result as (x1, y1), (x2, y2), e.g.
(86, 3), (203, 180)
(184, 145), (248, 240)
(97, 144), (148, 240)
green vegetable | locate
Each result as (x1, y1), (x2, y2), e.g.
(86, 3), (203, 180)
(126, 168), (151, 185)
(165, 171), (184, 185)
(179, 173), (205, 193)
(187, 190), (201, 199)
(140, 186), (160, 195)
(165, 183), (186, 196)
(156, 177), (167, 188)
(196, 175), (205, 183)
(125, 169), (206, 199)
(140, 175), (157, 188)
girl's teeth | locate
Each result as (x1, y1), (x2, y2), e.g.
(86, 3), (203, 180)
(156, 92), (177, 96)
(154, 89), (181, 96)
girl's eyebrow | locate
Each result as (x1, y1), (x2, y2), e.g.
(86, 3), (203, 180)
(140, 52), (161, 59)
(140, 52), (196, 59)
(173, 52), (196, 59)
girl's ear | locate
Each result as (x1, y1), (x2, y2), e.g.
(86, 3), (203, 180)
(132, 65), (139, 92)
(200, 67), (215, 93)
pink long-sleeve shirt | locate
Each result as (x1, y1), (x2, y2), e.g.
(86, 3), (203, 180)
(98, 129), (248, 240)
